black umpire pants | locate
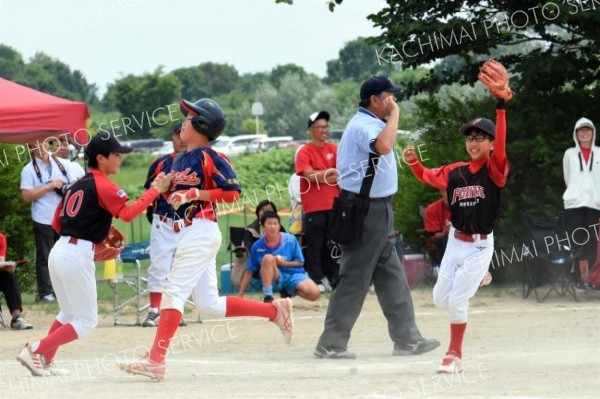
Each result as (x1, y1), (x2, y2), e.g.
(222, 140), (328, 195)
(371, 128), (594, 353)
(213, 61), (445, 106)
(33, 221), (58, 298)
(316, 198), (424, 352)
(303, 210), (338, 285)
(0, 270), (23, 315)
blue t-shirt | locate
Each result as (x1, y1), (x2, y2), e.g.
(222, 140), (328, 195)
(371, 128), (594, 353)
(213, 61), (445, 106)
(247, 232), (305, 274)
(336, 107), (398, 197)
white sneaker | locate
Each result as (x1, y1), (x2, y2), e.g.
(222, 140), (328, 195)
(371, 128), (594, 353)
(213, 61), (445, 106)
(437, 353), (463, 374)
(272, 298), (293, 344)
(321, 277), (333, 292)
(40, 294), (56, 302)
(317, 284), (326, 293)
(17, 344), (50, 377)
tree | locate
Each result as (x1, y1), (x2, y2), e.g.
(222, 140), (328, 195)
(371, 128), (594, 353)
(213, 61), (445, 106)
(368, 1), (600, 97)
(269, 63), (309, 87)
(241, 118), (265, 135)
(0, 47), (99, 106)
(326, 37), (395, 83)
(104, 68), (182, 138)
(172, 66), (209, 100)
(0, 45), (25, 81)
(257, 72), (336, 139)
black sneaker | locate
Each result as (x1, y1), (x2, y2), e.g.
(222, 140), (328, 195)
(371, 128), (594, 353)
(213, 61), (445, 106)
(263, 295), (274, 303)
(575, 282), (588, 292)
(313, 344), (357, 359)
(11, 316), (33, 330)
(393, 338), (440, 356)
(279, 289), (290, 299)
(142, 310), (160, 327)
(179, 318), (187, 327)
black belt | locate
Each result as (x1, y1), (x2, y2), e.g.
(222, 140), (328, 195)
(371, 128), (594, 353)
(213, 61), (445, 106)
(340, 190), (391, 203)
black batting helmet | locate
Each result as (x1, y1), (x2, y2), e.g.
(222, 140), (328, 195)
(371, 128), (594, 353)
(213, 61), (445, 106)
(180, 98), (226, 141)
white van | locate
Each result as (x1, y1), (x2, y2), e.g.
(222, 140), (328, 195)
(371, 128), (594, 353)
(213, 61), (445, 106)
(247, 136), (294, 153)
(211, 134), (267, 156)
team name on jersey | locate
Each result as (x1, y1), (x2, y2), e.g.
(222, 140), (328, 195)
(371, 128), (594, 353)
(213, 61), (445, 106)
(171, 168), (201, 186)
(451, 185), (485, 205)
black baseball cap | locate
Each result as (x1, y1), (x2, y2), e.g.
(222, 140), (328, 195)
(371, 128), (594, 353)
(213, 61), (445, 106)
(360, 76), (403, 100)
(85, 133), (133, 162)
(459, 117), (496, 139)
(307, 111), (330, 128)
(172, 122), (182, 135)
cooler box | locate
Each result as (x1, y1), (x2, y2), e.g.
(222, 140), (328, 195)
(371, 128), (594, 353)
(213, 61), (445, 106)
(403, 254), (426, 288)
(220, 263), (234, 294)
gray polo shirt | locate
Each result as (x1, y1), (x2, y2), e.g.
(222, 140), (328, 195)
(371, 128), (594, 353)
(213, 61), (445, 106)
(336, 108), (398, 198)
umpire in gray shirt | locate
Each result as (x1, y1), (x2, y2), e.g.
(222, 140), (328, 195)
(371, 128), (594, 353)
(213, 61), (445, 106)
(314, 76), (439, 359)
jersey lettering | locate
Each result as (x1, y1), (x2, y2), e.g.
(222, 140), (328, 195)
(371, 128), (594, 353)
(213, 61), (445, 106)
(450, 186), (485, 205)
(171, 167), (201, 186)
(65, 190), (84, 217)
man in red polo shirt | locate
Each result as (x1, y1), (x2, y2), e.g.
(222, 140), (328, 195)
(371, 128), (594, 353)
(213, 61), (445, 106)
(295, 111), (340, 292)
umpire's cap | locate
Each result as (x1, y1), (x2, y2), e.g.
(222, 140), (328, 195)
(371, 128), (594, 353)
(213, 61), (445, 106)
(360, 76), (403, 101)
(180, 98), (226, 141)
(459, 117), (496, 139)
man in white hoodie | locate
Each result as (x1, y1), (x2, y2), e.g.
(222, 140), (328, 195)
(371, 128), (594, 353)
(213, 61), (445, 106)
(562, 117), (600, 289)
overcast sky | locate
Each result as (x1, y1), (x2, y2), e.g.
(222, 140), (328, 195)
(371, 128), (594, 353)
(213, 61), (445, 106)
(0, 0), (385, 94)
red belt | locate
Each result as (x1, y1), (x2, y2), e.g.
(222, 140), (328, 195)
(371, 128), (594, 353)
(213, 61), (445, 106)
(454, 230), (487, 243)
(173, 219), (193, 233)
(157, 215), (173, 223)
(68, 236), (96, 250)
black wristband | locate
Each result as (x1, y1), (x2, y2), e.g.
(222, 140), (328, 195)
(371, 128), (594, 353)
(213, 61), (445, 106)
(495, 98), (505, 109)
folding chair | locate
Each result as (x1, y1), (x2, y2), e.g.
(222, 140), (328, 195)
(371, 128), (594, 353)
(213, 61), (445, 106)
(103, 242), (150, 326)
(522, 213), (581, 303)
(0, 293), (5, 328)
(227, 227), (262, 292)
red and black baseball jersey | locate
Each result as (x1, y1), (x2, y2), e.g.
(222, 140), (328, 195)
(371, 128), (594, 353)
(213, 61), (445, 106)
(53, 169), (130, 243)
(410, 108), (509, 234)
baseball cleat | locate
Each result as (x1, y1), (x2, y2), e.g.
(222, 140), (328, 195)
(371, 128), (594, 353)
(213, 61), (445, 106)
(118, 358), (165, 381)
(437, 353), (463, 374)
(272, 298), (293, 344)
(17, 344), (51, 377)
(43, 362), (71, 376)
(393, 338), (440, 356)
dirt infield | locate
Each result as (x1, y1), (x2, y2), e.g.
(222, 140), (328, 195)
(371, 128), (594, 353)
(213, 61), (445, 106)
(1, 287), (599, 399)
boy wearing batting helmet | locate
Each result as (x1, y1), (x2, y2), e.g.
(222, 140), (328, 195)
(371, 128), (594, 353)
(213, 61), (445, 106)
(404, 60), (511, 374)
(17, 133), (171, 377)
(118, 98), (293, 381)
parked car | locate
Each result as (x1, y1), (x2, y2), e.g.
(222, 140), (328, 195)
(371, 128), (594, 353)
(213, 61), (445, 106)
(151, 140), (174, 156)
(247, 136), (294, 153)
(121, 138), (164, 153)
(211, 134), (267, 156)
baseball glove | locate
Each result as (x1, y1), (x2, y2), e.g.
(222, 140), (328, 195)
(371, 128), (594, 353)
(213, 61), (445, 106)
(94, 226), (125, 261)
(478, 59), (513, 101)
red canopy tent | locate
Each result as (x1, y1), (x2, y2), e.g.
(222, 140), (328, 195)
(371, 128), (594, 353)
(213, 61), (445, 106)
(0, 77), (90, 145)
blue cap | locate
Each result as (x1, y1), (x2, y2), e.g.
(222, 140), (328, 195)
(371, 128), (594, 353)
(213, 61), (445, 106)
(360, 76), (403, 100)
(459, 117), (496, 139)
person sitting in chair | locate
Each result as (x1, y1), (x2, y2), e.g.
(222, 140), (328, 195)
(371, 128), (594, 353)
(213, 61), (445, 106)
(238, 211), (320, 303)
(0, 232), (33, 330)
